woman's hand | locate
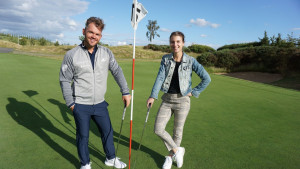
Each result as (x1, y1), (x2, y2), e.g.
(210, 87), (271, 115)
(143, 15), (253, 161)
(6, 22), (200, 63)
(147, 97), (155, 108)
(187, 93), (193, 97)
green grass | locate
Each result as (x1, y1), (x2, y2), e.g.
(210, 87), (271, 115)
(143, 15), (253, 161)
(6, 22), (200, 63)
(0, 53), (299, 169)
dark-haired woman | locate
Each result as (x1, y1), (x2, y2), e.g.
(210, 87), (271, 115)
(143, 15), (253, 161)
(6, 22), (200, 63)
(147, 31), (211, 169)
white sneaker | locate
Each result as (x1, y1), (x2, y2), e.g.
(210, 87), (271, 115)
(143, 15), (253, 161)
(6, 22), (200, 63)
(172, 147), (185, 168)
(162, 156), (172, 169)
(80, 162), (91, 169)
(105, 157), (127, 169)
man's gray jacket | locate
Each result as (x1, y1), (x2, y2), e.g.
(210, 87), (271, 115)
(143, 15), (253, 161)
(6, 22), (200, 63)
(59, 44), (129, 107)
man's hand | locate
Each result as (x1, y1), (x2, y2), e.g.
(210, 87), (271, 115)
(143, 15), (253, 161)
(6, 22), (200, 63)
(122, 94), (131, 107)
(70, 105), (75, 112)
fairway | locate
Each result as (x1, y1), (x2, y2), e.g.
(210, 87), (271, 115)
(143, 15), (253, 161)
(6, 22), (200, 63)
(0, 53), (299, 169)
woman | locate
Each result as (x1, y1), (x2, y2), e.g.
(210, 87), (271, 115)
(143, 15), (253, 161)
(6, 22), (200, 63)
(147, 31), (211, 169)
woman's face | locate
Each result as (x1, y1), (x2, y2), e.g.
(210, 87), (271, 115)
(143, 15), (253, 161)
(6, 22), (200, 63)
(170, 35), (184, 54)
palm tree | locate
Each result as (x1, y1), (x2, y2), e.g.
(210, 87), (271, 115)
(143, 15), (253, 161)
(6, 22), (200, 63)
(146, 20), (160, 42)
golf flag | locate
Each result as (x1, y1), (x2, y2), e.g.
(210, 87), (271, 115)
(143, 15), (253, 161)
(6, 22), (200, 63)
(129, 1), (147, 168)
(131, 0), (148, 30)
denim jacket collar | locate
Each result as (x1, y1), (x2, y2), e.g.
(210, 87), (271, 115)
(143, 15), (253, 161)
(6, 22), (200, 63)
(168, 52), (188, 63)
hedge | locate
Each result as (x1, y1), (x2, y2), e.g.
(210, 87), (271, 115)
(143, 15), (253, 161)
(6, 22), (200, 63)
(197, 46), (300, 75)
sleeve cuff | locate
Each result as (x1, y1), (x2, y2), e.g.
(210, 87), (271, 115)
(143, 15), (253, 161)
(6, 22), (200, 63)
(68, 102), (75, 108)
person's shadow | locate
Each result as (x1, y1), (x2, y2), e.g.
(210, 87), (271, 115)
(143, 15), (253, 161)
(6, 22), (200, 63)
(6, 97), (106, 168)
(48, 98), (165, 168)
(48, 99), (73, 127)
(88, 105), (165, 168)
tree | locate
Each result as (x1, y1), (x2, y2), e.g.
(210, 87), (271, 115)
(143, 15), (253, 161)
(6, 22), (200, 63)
(275, 33), (283, 46)
(286, 32), (296, 47)
(39, 37), (47, 46)
(30, 38), (35, 46)
(19, 37), (27, 46)
(146, 20), (160, 42)
(54, 41), (59, 46)
(259, 30), (270, 46)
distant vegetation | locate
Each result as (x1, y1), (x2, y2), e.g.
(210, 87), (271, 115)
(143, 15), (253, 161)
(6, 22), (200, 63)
(0, 33), (60, 46)
(196, 31), (300, 76)
(143, 31), (300, 76)
(143, 44), (215, 54)
(1, 31), (300, 76)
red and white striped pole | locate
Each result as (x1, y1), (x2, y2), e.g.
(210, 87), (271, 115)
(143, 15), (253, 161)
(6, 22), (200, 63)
(129, 28), (136, 169)
(130, 1), (147, 168)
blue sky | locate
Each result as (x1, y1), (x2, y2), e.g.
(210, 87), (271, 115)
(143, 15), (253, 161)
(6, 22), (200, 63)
(0, 0), (299, 49)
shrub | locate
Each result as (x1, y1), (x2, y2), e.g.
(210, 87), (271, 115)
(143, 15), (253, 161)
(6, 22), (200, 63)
(183, 46), (191, 53)
(188, 44), (215, 53)
(19, 38), (27, 46)
(215, 50), (239, 69)
(144, 44), (171, 53)
(287, 49), (300, 72)
(217, 42), (261, 51)
(197, 52), (217, 66)
(39, 37), (47, 46)
(30, 39), (35, 46)
(54, 41), (59, 46)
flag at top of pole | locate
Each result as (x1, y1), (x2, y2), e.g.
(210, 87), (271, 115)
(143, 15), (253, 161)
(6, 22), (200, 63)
(131, 0), (148, 30)
(129, 0), (147, 169)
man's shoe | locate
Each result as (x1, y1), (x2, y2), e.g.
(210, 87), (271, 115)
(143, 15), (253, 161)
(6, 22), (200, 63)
(162, 156), (173, 169)
(172, 147), (185, 168)
(105, 157), (127, 169)
(80, 162), (91, 169)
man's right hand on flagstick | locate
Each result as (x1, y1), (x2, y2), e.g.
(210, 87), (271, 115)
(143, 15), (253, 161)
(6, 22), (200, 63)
(122, 94), (131, 107)
(147, 97), (154, 108)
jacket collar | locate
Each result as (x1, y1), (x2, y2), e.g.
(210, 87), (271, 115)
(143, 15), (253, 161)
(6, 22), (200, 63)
(168, 52), (187, 63)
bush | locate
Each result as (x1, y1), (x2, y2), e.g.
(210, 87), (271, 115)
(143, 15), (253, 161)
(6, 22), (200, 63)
(144, 44), (171, 53)
(30, 39), (35, 46)
(19, 38), (27, 46)
(39, 37), (47, 46)
(288, 49), (300, 72)
(54, 41), (59, 46)
(197, 52), (217, 66)
(188, 44), (215, 53)
(217, 42), (261, 51)
(215, 50), (239, 69)
(183, 46), (191, 53)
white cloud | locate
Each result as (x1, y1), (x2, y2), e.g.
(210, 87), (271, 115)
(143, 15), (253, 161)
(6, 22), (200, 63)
(292, 28), (300, 31)
(190, 18), (220, 28)
(160, 28), (172, 32)
(200, 34), (208, 37)
(117, 41), (127, 46)
(0, 0), (89, 41)
(57, 33), (64, 38)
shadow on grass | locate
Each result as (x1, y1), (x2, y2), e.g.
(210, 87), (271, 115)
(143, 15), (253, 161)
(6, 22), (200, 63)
(6, 94), (106, 168)
(48, 99), (74, 128)
(6, 97), (79, 168)
(89, 110), (165, 168)
(47, 98), (164, 168)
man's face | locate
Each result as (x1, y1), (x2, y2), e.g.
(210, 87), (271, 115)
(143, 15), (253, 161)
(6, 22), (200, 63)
(82, 23), (102, 48)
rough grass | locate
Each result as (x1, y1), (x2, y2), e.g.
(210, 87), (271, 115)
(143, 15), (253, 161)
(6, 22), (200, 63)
(0, 53), (299, 169)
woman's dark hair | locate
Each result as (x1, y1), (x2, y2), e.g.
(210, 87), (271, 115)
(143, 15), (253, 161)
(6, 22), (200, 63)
(169, 31), (185, 42)
(85, 17), (105, 31)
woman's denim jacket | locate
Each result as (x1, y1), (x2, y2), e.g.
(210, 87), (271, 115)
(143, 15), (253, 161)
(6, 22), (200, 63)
(150, 53), (211, 99)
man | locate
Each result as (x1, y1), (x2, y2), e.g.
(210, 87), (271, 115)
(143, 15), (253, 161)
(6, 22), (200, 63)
(59, 17), (131, 169)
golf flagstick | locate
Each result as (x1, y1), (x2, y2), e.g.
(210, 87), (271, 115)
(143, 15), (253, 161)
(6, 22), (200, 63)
(132, 104), (151, 169)
(113, 103), (127, 169)
(130, 1), (147, 168)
